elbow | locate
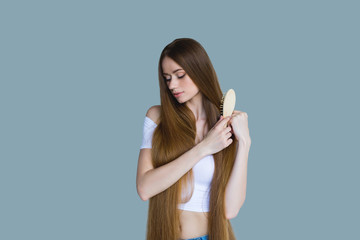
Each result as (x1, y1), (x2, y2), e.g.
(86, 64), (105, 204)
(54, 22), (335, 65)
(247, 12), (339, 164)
(225, 199), (245, 220)
(139, 194), (149, 202)
(137, 184), (149, 201)
(225, 210), (238, 220)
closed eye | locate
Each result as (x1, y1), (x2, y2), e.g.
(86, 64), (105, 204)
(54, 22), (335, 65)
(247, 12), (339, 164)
(163, 74), (186, 81)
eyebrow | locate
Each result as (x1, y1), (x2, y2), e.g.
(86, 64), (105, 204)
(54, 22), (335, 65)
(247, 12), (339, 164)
(162, 69), (184, 75)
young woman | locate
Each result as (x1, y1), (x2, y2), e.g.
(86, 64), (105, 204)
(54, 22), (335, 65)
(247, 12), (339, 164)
(136, 38), (251, 240)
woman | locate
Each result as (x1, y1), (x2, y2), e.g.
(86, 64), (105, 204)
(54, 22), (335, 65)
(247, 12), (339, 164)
(136, 38), (251, 240)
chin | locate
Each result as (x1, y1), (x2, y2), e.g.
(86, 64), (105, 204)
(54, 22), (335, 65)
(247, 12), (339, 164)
(175, 96), (186, 104)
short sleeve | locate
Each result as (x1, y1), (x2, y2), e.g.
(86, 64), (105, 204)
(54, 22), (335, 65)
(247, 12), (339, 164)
(140, 116), (157, 149)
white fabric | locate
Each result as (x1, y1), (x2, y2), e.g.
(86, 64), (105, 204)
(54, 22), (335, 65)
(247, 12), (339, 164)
(140, 116), (157, 149)
(140, 116), (214, 212)
(177, 154), (214, 212)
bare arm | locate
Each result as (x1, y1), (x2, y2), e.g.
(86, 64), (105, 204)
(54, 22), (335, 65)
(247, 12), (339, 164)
(137, 142), (207, 201)
(224, 110), (251, 219)
(136, 105), (233, 201)
(224, 140), (251, 219)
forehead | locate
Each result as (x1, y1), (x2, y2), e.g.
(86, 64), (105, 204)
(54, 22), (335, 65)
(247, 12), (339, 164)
(162, 56), (184, 73)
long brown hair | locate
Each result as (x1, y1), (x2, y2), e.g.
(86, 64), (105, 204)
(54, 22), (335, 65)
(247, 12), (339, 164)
(146, 38), (238, 240)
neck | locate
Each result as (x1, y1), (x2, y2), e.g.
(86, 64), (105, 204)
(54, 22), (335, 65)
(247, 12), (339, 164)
(185, 92), (206, 121)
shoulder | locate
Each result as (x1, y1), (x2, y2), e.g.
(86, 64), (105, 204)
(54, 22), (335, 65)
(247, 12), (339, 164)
(146, 105), (161, 125)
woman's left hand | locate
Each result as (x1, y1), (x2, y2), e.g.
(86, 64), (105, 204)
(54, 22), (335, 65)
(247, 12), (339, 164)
(228, 110), (251, 144)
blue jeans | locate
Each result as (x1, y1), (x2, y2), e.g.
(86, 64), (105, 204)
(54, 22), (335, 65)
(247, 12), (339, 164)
(183, 234), (209, 240)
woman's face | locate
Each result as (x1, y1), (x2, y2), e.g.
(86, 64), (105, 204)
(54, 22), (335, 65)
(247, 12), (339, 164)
(161, 56), (200, 104)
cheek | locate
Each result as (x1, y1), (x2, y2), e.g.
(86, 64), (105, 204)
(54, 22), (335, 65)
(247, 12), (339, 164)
(183, 78), (197, 91)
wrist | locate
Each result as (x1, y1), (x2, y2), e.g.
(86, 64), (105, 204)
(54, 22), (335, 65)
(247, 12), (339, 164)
(238, 137), (251, 149)
(194, 141), (209, 158)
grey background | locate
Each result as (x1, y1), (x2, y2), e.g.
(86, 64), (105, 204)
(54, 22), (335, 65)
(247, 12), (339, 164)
(1, 0), (359, 239)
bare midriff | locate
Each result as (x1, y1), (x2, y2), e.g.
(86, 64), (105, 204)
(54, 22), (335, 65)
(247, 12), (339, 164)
(179, 210), (208, 240)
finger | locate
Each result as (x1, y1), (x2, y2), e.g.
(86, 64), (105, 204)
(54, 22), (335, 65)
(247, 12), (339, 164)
(225, 126), (232, 133)
(221, 117), (232, 129)
(226, 138), (233, 146)
(216, 116), (231, 127)
(225, 132), (232, 139)
(220, 116), (231, 122)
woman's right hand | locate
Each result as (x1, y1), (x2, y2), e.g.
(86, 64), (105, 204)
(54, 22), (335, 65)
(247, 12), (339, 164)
(199, 116), (233, 156)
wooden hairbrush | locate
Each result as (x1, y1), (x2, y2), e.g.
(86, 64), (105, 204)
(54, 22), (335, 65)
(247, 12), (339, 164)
(220, 89), (236, 127)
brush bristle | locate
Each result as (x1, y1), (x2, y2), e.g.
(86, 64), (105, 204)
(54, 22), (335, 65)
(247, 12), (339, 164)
(220, 93), (225, 116)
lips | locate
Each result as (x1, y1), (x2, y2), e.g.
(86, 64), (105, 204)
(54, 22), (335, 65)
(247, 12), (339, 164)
(173, 92), (184, 98)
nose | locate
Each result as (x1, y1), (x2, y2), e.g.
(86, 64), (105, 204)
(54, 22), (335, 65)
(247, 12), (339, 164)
(168, 77), (179, 91)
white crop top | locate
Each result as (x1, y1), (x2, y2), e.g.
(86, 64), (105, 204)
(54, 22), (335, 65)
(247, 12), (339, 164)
(140, 116), (215, 212)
